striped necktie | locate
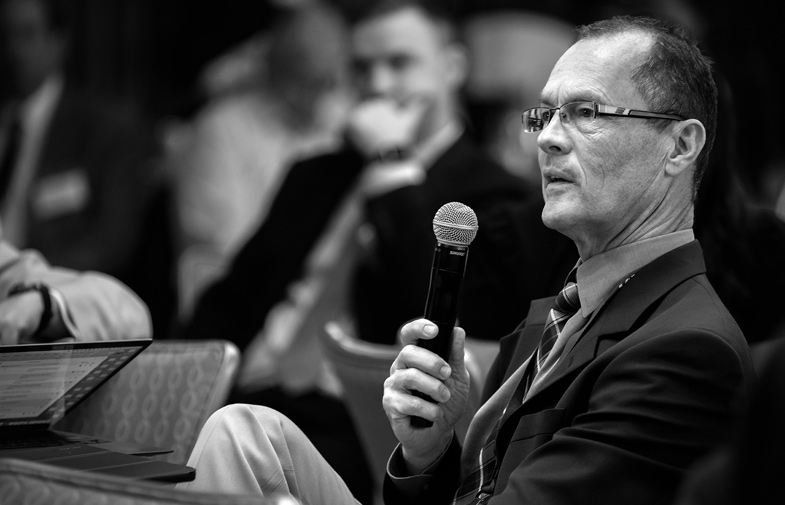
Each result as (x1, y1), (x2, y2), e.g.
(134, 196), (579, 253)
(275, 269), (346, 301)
(452, 373), (528, 505)
(453, 274), (580, 504)
(536, 277), (580, 372)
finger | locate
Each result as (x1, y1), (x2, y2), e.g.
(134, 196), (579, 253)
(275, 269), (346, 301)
(387, 366), (451, 403)
(390, 344), (451, 382)
(399, 318), (438, 345)
(384, 390), (443, 424)
(383, 375), (446, 423)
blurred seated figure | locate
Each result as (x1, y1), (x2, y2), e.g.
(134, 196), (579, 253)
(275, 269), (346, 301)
(181, 0), (534, 354)
(673, 335), (785, 505)
(179, 1), (535, 501)
(0, 221), (152, 345)
(168, 0), (351, 319)
(0, 0), (160, 289)
(462, 10), (574, 188)
(692, 75), (785, 344)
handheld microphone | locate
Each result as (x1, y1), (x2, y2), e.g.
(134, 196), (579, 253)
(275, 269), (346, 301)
(412, 202), (478, 428)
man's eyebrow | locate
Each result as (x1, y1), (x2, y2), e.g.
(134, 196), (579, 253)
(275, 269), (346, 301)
(539, 93), (605, 107)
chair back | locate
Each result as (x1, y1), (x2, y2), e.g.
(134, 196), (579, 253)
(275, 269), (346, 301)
(55, 340), (240, 465)
(463, 337), (500, 397)
(318, 321), (484, 494)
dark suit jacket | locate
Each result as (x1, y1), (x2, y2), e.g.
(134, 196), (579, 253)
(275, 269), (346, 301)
(21, 86), (158, 279)
(384, 240), (754, 505)
(183, 131), (549, 348)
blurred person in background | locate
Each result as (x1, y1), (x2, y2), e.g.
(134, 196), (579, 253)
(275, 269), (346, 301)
(168, 0), (352, 320)
(0, 220), (152, 345)
(461, 9), (575, 189)
(692, 75), (785, 345)
(181, 0), (534, 362)
(0, 0), (161, 327)
(179, 0), (533, 501)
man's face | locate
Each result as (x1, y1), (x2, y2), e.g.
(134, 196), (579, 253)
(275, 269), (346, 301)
(349, 7), (461, 136)
(0, 0), (63, 98)
(536, 33), (675, 258)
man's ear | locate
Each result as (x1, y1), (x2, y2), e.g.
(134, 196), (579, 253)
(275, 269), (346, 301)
(443, 43), (469, 90)
(665, 119), (706, 177)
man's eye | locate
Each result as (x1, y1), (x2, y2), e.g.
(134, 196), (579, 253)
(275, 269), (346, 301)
(388, 54), (412, 71)
(351, 61), (370, 78)
(575, 105), (594, 118)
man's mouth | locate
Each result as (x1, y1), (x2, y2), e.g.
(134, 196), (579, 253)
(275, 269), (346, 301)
(546, 174), (571, 184)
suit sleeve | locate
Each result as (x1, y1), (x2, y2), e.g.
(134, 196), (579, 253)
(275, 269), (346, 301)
(354, 139), (536, 344)
(180, 151), (362, 350)
(355, 180), (437, 344)
(383, 433), (464, 505)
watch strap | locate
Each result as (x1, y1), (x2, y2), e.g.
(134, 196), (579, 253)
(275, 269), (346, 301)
(7, 282), (53, 339)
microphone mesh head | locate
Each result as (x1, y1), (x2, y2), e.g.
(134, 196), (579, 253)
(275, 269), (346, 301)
(432, 202), (479, 246)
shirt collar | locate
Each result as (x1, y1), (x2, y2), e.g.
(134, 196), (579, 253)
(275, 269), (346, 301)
(575, 229), (695, 317)
(412, 120), (462, 169)
(18, 73), (63, 131)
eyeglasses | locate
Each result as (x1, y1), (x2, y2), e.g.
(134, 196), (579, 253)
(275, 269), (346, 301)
(521, 101), (686, 133)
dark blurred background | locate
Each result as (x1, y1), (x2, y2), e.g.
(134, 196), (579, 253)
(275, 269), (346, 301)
(56, 0), (782, 199)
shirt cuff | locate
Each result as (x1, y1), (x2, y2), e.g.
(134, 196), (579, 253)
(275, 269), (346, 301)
(49, 287), (81, 339)
(359, 160), (426, 197)
(386, 438), (453, 499)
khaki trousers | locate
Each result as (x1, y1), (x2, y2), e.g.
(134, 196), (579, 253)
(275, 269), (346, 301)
(177, 404), (361, 505)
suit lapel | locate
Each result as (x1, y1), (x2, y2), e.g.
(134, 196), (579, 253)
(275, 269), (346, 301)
(502, 298), (551, 383)
(513, 241), (708, 406)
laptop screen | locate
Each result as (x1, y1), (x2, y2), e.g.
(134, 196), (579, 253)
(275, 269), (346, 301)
(0, 340), (151, 428)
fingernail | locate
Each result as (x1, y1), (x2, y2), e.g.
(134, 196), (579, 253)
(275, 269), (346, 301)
(424, 324), (437, 337)
(440, 365), (451, 379)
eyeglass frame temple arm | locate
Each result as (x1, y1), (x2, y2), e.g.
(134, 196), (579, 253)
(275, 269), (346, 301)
(595, 104), (685, 121)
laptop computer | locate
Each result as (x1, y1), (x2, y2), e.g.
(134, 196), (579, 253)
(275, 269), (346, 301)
(0, 339), (195, 482)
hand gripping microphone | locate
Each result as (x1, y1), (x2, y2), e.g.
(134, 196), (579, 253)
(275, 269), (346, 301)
(412, 202), (478, 428)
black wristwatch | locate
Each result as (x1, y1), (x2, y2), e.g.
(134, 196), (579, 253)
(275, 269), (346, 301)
(373, 146), (412, 164)
(7, 282), (53, 339)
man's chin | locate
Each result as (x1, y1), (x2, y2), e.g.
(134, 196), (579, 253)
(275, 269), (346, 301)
(541, 205), (573, 233)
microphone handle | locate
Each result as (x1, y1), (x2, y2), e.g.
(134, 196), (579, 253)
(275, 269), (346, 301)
(412, 242), (468, 428)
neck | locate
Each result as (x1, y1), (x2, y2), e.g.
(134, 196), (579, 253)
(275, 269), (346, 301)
(574, 201), (694, 262)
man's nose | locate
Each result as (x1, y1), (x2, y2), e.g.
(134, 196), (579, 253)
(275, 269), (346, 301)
(365, 65), (396, 97)
(536, 114), (570, 154)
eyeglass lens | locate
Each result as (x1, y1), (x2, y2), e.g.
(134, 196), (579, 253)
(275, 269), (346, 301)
(522, 102), (597, 132)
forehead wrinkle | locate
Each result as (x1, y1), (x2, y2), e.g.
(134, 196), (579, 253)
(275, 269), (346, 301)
(539, 80), (610, 108)
(541, 34), (654, 110)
